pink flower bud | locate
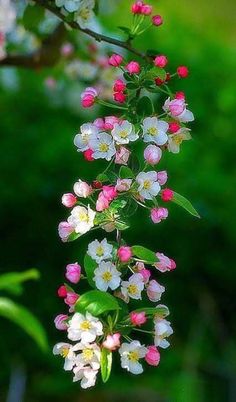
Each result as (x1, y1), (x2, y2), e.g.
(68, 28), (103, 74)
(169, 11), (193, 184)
(61, 193), (77, 208)
(151, 207), (168, 224)
(168, 122), (181, 133)
(103, 333), (121, 351)
(114, 92), (126, 103)
(145, 346), (160, 366)
(154, 55), (168, 68)
(117, 246), (132, 262)
(144, 144), (162, 165)
(161, 188), (174, 202)
(83, 149), (94, 161)
(94, 117), (105, 130)
(81, 87), (98, 108)
(115, 146), (130, 165)
(152, 15), (163, 26)
(58, 222), (74, 242)
(168, 99), (185, 116)
(130, 311), (147, 326)
(113, 79), (126, 93)
(155, 252), (176, 272)
(108, 54), (123, 67)
(96, 192), (110, 212)
(73, 180), (92, 198)
(175, 91), (185, 100)
(57, 285), (67, 298)
(139, 268), (151, 283)
(61, 42), (74, 57)
(126, 61), (140, 74)
(92, 180), (103, 189)
(156, 170), (168, 185)
(147, 280), (165, 302)
(177, 65), (189, 78)
(54, 314), (68, 330)
(141, 4), (152, 15)
(65, 263), (81, 284)
(102, 185), (117, 201)
(131, 1), (143, 14)
(115, 178), (132, 192)
(104, 116), (120, 130)
(64, 291), (78, 306)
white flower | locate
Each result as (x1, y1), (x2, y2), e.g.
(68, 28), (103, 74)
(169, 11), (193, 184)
(74, 0), (95, 29)
(119, 341), (147, 374)
(136, 171), (160, 200)
(94, 261), (121, 291)
(74, 123), (98, 152)
(142, 117), (168, 146)
(89, 132), (116, 161)
(73, 366), (98, 388)
(154, 318), (173, 349)
(111, 121), (138, 145)
(168, 128), (192, 153)
(67, 205), (95, 235)
(68, 312), (103, 342)
(87, 238), (113, 263)
(53, 342), (77, 371)
(121, 273), (144, 300)
(147, 280), (165, 302)
(74, 342), (101, 370)
(0, 0), (16, 34)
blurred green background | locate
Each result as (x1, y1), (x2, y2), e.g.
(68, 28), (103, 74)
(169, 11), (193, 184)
(1, 0), (236, 401)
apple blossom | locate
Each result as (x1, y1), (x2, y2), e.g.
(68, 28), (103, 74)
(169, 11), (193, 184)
(65, 263), (81, 284)
(168, 121), (181, 133)
(163, 97), (194, 123)
(145, 346), (160, 366)
(88, 238), (113, 263)
(113, 79), (126, 92)
(156, 171), (168, 185)
(125, 61), (140, 74)
(154, 318), (173, 348)
(115, 146), (130, 165)
(138, 268), (151, 283)
(111, 121), (138, 145)
(57, 285), (67, 298)
(114, 92), (126, 103)
(119, 341), (147, 374)
(73, 180), (92, 198)
(94, 261), (121, 291)
(152, 15), (163, 26)
(62, 193), (77, 208)
(161, 188), (174, 202)
(142, 117), (169, 146)
(130, 311), (147, 326)
(108, 54), (123, 67)
(74, 123), (99, 152)
(89, 132), (116, 161)
(121, 273), (144, 300)
(144, 144), (162, 165)
(54, 314), (69, 331)
(53, 342), (77, 371)
(115, 178), (132, 192)
(103, 333), (121, 351)
(96, 192), (110, 211)
(136, 171), (160, 200)
(177, 65), (189, 78)
(168, 128), (192, 153)
(83, 149), (94, 161)
(154, 55), (168, 68)
(73, 366), (98, 388)
(64, 291), (79, 307)
(73, 342), (101, 370)
(58, 221), (74, 242)
(117, 246), (132, 262)
(151, 207), (168, 224)
(147, 279), (165, 302)
(155, 252), (176, 272)
(68, 312), (103, 342)
(68, 205), (96, 234)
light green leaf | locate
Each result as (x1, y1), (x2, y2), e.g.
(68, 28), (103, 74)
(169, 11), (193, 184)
(115, 219), (130, 231)
(132, 245), (158, 264)
(0, 269), (40, 295)
(119, 166), (134, 179)
(100, 348), (112, 383)
(84, 254), (97, 288)
(96, 173), (109, 183)
(75, 290), (120, 316)
(133, 305), (169, 318)
(0, 297), (48, 351)
(109, 198), (127, 211)
(172, 192), (200, 218)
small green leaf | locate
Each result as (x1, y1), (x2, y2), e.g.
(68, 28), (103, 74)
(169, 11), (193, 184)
(67, 232), (81, 242)
(75, 290), (120, 316)
(132, 245), (158, 264)
(147, 67), (167, 81)
(96, 173), (109, 183)
(119, 166), (134, 179)
(22, 4), (45, 32)
(109, 198), (127, 211)
(101, 348), (112, 383)
(0, 269), (40, 295)
(172, 192), (200, 218)
(122, 198), (138, 217)
(133, 304), (169, 318)
(84, 254), (97, 288)
(115, 220), (130, 231)
(0, 297), (48, 351)
(126, 82), (139, 90)
(137, 96), (153, 116)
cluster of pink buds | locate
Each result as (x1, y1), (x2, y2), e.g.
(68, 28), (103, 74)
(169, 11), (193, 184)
(131, 1), (163, 27)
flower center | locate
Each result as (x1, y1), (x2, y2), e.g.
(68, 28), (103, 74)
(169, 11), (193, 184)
(61, 346), (69, 358)
(128, 351), (139, 362)
(99, 143), (109, 152)
(173, 134), (183, 145)
(82, 348), (94, 361)
(102, 271), (112, 282)
(80, 320), (92, 330)
(79, 8), (90, 20)
(143, 180), (151, 190)
(78, 211), (89, 222)
(127, 284), (138, 295)
(96, 246), (104, 257)
(119, 130), (128, 138)
(147, 127), (157, 136)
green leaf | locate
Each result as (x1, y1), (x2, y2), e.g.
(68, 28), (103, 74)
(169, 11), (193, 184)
(119, 166), (134, 179)
(133, 304), (169, 318)
(0, 269), (40, 295)
(75, 290), (120, 316)
(67, 232), (81, 242)
(0, 297), (48, 351)
(109, 198), (127, 211)
(147, 67), (167, 81)
(132, 245), (158, 264)
(172, 192), (200, 218)
(101, 348), (112, 383)
(22, 4), (45, 32)
(96, 173), (109, 183)
(126, 82), (139, 90)
(137, 96), (153, 116)
(84, 254), (97, 288)
(115, 219), (130, 231)
(118, 26), (131, 35)
(122, 198), (138, 217)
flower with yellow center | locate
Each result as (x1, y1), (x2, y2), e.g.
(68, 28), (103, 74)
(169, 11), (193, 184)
(121, 273), (144, 300)
(88, 238), (113, 263)
(74, 123), (98, 151)
(89, 132), (116, 161)
(119, 341), (147, 374)
(74, 0), (95, 29)
(168, 128), (191, 154)
(53, 342), (77, 371)
(142, 116), (168, 145)
(74, 341), (101, 371)
(136, 171), (160, 200)
(94, 260), (121, 291)
(112, 120), (138, 145)
(68, 312), (103, 343)
(68, 205), (96, 235)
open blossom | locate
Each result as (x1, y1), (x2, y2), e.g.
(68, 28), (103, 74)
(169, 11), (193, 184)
(115, 146), (130, 165)
(74, 342), (101, 370)
(136, 171), (160, 200)
(119, 341), (147, 374)
(68, 205), (96, 234)
(142, 117), (168, 145)
(74, 0), (95, 29)
(111, 121), (138, 145)
(145, 346), (160, 366)
(102, 185), (117, 201)
(130, 311), (147, 326)
(73, 180), (92, 198)
(151, 207), (168, 224)
(89, 132), (116, 161)
(94, 261), (121, 291)
(154, 252), (176, 272)
(116, 178), (132, 192)
(168, 128), (192, 153)
(147, 280), (165, 302)
(68, 312), (103, 342)
(54, 314), (68, 331)
(74, 123), (98, 152)
(163, 97), (194, 123)
(138, 268), (151, 283)
(121, 273), (144, 300)
(58, 221), (74, 242)
(65, 263), (81, 284)
(73, 366), (98, 388)
(0, 0), (16, 34)
(154, 318), (173, 348)
(53, 342), (77, 371)
(103, 333), (121, 351)
(88, 238), (113, 263)
(144, 144), (162, 165)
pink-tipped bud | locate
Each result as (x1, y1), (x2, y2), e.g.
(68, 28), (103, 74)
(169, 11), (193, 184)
(145, 346), (160, 366)
(168, 122), (181, 133)
(155, 252), (176, 272)
(177, 65), (189, 78)
(156, 170), (168, 185)
(73, 180), (92, 198)
(139, 268), (151, 283)
(147, 280), (165, 302)
(117, 246), (132, 262)
(131, 1), (143, 14)
(58, 222), (74, 242)
(54, 314), (68, 330)
(102, 185), (117, 201)
(115, 146), (130, 165)
(130, 311), (147, 326)
(93, 117), (105, 130)
(64, 291), (79, 306)
(152, 15), (163, 26)
(151, 207), (168, 224)
(126, 61), (140, 74)
(113, 92), (126, 103)
(81, 95), (95, 108)
(96, 192), (110, 212)
(57, 285), (67, 298)
(144, 144), (162, 165)
(108, 53), (123, 67)
(141, 4), (152, 15)
(175, 91), (185, 100)
(115, 178), (132, 192)
(154, 55), (168, 68)
(168, 99), (185, 116)
(113, 79), (126, 93)
(65, 263), (81, 284)
(161, 188), (174, 202)
(103, 333), (121, 351)
(61, 193), (77, 208)
(83, 149), (94, 161)
(104, 116), (120, 130)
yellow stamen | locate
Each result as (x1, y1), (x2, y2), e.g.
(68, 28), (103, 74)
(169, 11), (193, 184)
(127, 284), (138, 295)
(96, 246), (104, 257)
(80, 320), (92, 330)
(143, 180), (151, 190)
(147, 127), (157, 136)
(99, 143), (109, 152)
(102, 271), (112, 282)
(128, 351), (139, 362)
(61, 347), (69, 358)
(82, 348), (94, 361)
(119, 130), (128, 139)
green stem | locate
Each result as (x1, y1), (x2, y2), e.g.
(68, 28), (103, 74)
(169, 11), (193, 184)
(97, 99), (128, 111)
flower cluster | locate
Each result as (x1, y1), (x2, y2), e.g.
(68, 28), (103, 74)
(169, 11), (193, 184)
(55, 0), (95, 28)
(54, 0), (199, 390)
